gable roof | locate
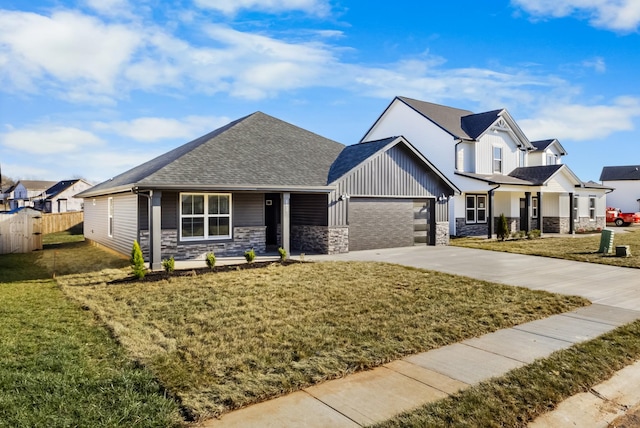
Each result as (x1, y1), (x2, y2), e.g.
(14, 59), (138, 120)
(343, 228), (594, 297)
(329, 136), (459, 193)
(600, 165), (640, 181)
(79, 112), (346, 197)
(531, 139), (568, 156)
(16, 180), (57, 191)
(380, 96), (532, 149)
(328, 137), (395, 183)
(395, 96), (475, 140)
(42, 179), (87, 200)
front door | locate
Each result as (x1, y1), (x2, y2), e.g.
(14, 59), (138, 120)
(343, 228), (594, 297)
(519, 198), (527, 231)
(265, 193), (281, 247)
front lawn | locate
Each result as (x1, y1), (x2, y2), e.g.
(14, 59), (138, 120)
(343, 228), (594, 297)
(0, 250), (181, 428)
(60, 261), (588, 420)
(452, 228), (640, 268)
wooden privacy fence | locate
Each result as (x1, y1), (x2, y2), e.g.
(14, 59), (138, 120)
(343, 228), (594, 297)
(0, 208), (43, 254)
(42, 211), (84, 234)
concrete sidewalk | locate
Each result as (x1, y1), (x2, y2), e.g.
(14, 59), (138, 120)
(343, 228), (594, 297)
(200, 246), (640, 427)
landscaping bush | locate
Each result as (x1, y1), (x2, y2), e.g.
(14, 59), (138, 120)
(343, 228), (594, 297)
(162, 257), (175, 273)
(130, 240), (146, 279)
(528, 229), (541, 239)
(244, 248), (256, 263)
(278, 247), (287, 261)
(206, 253), (216, 269)
(496, 213), (509, 241)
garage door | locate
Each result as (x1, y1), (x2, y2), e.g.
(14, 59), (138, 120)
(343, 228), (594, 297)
(349, 198), (432, 251)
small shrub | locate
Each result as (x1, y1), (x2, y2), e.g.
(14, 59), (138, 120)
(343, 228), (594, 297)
(130, 240), (146, 279)
(162, 257), (175, 273)
(496, 213), (509, 241)
(244, 248), (256, 263)
(278, 247), (287, 261)
(511, 230), (526, 240)
(206, 252), (216, 269)
(528, 229), (541, 239)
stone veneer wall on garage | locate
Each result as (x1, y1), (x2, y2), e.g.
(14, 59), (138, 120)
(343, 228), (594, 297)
(139, 226), (266, 260)
(435, 222), (449, 245)
(291, 225), (348, 254)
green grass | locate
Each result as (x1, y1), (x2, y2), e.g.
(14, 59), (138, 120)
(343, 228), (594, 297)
(374, 320), (640, 428)
(60, 261), (588, 420)
(452, 228), (640, 268)
(0, 243), (182, 427)
(42, 223), (85, 246)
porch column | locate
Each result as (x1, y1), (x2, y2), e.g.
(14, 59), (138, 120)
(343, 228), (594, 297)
(150, 190), (162, 270)
(487, 189), (495, 239)
(524, 192), (531, 233)
(281, 192), (290, 258)
(569, 192), (575, 234)
(537, 191), (543, 235)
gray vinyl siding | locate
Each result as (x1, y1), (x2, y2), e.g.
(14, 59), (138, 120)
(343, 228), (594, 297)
(137, 191), (178, 230)
(233, 193), (264, 227)
(291, 193), (328, 226)
(329, 144), (451, 226)
(84, 193), (138, 256)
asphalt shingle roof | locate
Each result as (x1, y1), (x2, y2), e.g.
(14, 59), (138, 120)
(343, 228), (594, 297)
(531, 139), (555, 151)
(82, 112), (346, 196)
(600, 165), (640, 181)
(461, 110), (503, 139)
(397, 96), (476, 140)
(508, 165), (564, 185)
(328, 137), (396, 183)
(43, 179), (82, 199)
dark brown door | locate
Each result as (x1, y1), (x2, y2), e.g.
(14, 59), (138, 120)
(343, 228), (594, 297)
(265, 193), (280, 246)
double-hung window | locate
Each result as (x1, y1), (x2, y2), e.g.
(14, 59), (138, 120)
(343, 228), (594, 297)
(466, 195), (487, 224)
(532, 197), (538, 219)
(108, 197), (114, 237)
(573, 196), (579, 222)
(493, 147), (503, 174)
(589, 196), (596, 221)
(180, 193), (231, 240)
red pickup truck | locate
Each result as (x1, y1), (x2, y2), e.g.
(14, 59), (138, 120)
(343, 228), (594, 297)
(606, 207), (640, 227)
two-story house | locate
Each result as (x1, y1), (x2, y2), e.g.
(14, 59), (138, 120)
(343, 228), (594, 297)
(33, 179), (92, 213)
(361, 96), (609, 237)
(6, 180), (57, 211)
(599, 165), (640, 213)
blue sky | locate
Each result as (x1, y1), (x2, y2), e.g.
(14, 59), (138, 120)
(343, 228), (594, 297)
(1, 0), (639, 184)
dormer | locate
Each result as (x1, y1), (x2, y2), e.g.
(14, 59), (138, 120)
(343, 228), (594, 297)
(529, 139), (567, 167)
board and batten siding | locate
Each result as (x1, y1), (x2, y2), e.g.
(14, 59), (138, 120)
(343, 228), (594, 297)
(476, 131), (520, 175)
(329, 143), (450, 226)
(84, 193), (138, 256)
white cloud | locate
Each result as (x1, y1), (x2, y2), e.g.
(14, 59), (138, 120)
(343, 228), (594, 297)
(519, 97), (640, 141)
(0, 10), (141, 96)
(0, 126), (104, 154)
(582, 57), (606, 73)
(193, 0), (330, 16)
(84, 0), (133, 18)
(512, 0), (640, 31)
(92, 115), (231, 142)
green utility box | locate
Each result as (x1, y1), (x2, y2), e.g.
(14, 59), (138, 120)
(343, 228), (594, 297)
(599, 229), (614, 254)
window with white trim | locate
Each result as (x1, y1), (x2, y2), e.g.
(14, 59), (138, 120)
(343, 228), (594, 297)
(466, 195), (487, 224)
(532, 197), (538, 219)
(493, 147), (503, 174)
(589, 196), (596, 221)
(108, 197), (114, 237)
(519, 149), (526, 167)
(180, 193), (231, 240)
(573, 196), (579, 222)
(546, 153), (557, 165)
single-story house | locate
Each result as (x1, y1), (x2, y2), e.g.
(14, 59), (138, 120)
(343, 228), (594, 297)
(78, 112), (458, 268)
(600, 165), (640, 213)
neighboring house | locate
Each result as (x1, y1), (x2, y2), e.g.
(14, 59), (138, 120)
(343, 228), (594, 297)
(361, 96), (609, 237)
(33, 179), (92, 213)
(600, 165), (640, 213)
(78, 112), (458, 268)
(6, 180), (57, 211)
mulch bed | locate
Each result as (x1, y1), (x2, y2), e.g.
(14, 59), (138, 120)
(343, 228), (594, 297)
(110, 260), (302, 284)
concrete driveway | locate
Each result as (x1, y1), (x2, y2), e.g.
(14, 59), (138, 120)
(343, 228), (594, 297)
(307, 245), (640, 311)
